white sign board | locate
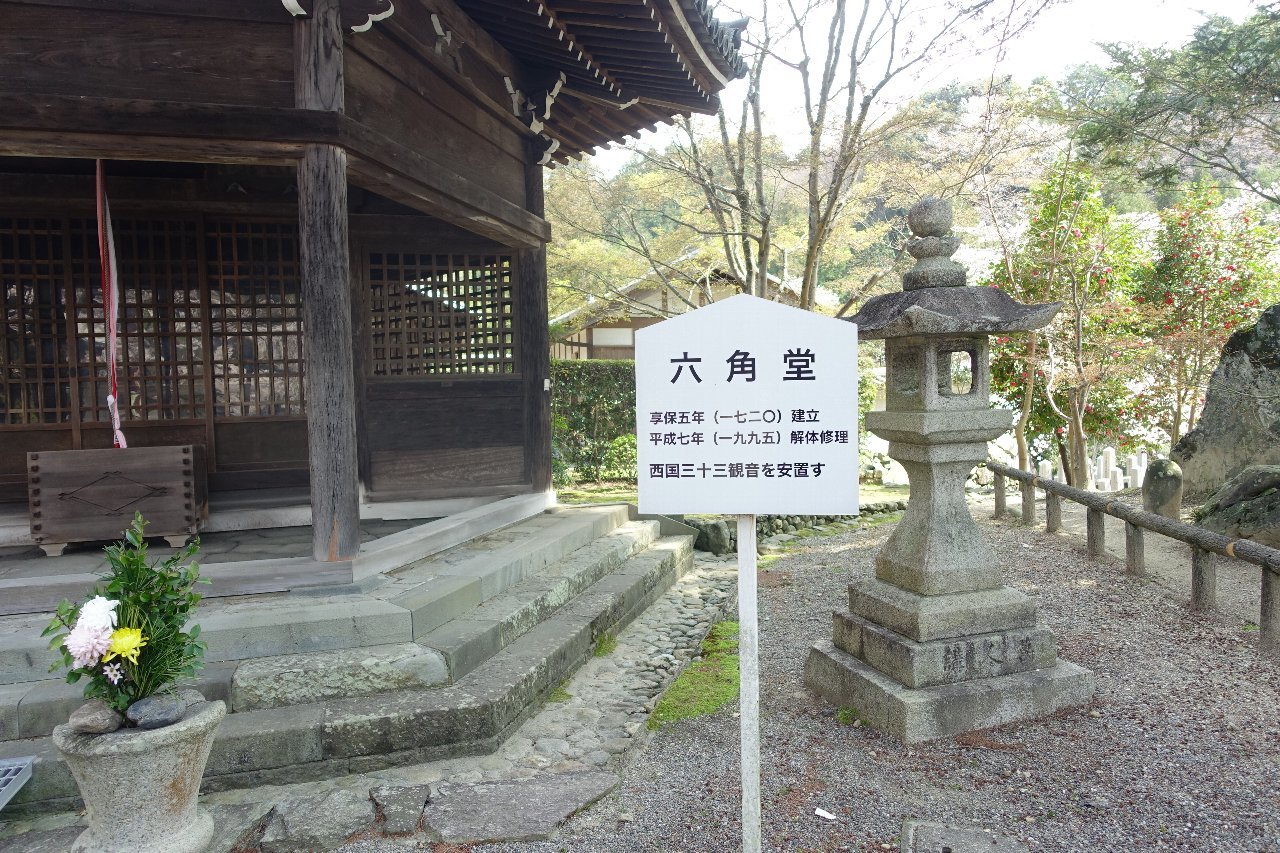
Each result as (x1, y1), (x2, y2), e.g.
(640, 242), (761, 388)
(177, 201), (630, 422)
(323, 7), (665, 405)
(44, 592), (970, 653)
(635, 294), (859, 515)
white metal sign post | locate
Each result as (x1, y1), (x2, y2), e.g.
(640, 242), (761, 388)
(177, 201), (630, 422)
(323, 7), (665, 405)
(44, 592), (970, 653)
(635, 295), (858, 852)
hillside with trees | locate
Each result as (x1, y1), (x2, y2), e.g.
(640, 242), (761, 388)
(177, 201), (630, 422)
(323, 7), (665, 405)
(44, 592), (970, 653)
(547, 0), (1280, 484)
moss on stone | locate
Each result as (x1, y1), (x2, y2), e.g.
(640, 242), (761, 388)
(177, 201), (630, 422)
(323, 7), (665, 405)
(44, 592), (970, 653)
(594, 633), (618, 657)
(648, 621), (739, 730)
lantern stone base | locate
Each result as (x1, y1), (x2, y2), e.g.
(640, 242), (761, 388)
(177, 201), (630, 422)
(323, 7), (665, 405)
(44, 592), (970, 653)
(832, 611), (1058, 689)
(805, 638), (1094, 743)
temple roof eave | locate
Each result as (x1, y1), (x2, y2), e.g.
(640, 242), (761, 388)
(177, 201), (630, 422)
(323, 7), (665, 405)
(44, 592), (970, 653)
(456, 0), (744, 162)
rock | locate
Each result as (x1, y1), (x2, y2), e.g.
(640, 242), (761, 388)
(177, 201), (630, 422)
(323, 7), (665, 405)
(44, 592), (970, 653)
(1142, 459), (1184, 520)
(1195, 465), (1280, 548)
(1172, 303), (1280, 494)
(701, 520), (733, 555)
(422, 772), (618, 844)
(369, 784), (433, 836)
(126, 695), (186, 730)
(68, 699), (123, 734)
(258, 788), (375, 853)
(173, 688), (206, 710)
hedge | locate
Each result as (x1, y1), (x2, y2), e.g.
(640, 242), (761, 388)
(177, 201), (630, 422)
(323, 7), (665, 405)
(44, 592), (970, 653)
(551, 359), (637, 483)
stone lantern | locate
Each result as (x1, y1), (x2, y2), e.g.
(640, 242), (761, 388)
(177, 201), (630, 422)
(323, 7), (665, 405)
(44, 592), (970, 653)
(804, 198), (1094, 742)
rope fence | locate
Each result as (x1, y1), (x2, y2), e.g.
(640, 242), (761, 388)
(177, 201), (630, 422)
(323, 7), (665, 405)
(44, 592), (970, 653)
(985, 459), (1279, 653)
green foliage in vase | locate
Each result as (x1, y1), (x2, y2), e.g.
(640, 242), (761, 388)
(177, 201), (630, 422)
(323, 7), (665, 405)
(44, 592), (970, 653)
(42, 513), (209, 715)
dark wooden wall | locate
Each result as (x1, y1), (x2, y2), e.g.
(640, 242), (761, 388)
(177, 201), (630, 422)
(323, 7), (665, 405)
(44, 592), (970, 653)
(0, 164), (544, 504)
(0, 0), (555, 505)
(0, 2), (294, 108)
(344, 26), (527, 210)
(351, 215), (532, 498)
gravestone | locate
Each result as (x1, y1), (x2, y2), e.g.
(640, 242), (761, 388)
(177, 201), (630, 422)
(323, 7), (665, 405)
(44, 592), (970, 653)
(1142, 459), (1183, 520)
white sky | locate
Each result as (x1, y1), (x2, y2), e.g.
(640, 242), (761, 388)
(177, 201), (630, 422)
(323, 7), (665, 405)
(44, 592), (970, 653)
(992, 0), (1257, 81)
(588, 0), (1259, 170)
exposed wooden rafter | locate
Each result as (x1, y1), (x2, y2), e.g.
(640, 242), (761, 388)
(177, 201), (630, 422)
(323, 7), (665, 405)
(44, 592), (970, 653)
(281, 0), (396, 34)
(456, 0), (744, 162)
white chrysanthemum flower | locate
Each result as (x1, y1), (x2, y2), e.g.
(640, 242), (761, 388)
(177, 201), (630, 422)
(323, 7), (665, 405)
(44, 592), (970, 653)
(65, 621), (112, 670)
(77, 596), (119, 632)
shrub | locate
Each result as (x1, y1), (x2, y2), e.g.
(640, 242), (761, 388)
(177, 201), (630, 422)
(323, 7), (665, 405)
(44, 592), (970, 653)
(551, 358), (636, 481)
(599, 433), (637, 481)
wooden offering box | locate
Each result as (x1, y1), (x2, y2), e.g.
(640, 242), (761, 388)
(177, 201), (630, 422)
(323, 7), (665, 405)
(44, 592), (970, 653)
(27, 446), (208, 556)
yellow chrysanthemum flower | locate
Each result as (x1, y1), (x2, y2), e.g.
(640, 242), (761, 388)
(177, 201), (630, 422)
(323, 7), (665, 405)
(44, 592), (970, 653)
(102, 627), (147, 665)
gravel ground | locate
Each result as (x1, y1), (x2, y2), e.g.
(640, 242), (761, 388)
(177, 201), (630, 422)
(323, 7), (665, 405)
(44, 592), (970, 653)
(480, 514), (1280, 853)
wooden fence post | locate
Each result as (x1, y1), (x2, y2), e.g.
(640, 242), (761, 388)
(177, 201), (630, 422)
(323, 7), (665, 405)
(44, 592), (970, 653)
(1086, 508), (1105, 558)
(993, 472), (1006, 519)
(1020, 479), (1036, 526)
(1125, 521), (1145, 576)
(1261, 568), (1278, 655)
(1191, 547), (1216, 612)
(1045, 492), (1062, 533)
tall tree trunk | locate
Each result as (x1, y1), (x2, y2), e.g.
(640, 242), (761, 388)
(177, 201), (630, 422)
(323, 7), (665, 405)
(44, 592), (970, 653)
(1015, 333), (1038, 471)
(1056, 436), (1073, 487)
(1067, 388), (1091, 489)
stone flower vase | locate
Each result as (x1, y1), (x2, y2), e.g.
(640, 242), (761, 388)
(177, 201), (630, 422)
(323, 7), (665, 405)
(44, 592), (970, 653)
(52, 699), (226, 853)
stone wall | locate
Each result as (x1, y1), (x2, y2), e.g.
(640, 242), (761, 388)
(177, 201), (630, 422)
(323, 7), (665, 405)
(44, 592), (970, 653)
(681, 500), (909, 554)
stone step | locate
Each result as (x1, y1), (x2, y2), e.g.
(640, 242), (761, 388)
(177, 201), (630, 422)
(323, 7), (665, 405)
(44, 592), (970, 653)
(412, 518), (661, 684)
(226, 518), (660, 711)
(0, 508), (641, 728)
(0, 505), (632, 686)
(0, 492), (557, 616)
(0, 535), (694, 813)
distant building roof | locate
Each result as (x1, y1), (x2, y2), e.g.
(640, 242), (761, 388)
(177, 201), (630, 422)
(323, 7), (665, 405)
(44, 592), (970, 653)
(552, 248), (816, 328)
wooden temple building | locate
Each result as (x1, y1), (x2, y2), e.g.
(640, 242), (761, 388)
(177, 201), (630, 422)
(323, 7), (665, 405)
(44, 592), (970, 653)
(0, 0), (746, 561)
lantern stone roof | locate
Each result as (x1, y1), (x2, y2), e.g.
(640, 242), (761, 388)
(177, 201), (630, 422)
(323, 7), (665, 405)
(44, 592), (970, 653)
(458, 0), (747, 161)
(847, 287), (1062, 340)
(847, 197), (1060, 340)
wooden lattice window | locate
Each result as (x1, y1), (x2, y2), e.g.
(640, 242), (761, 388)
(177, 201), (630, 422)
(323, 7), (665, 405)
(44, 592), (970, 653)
(67, 218), (206, 422)
(205, 220), (305, 417)
(0, 217), (73, 424)
(368, 252), (515, 377)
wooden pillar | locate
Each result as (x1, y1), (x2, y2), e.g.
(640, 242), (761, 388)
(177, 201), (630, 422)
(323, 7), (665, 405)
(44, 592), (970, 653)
(297, 0), (359, 561)
(520, 144), (551, 491)
(992, 472), (1005, 518)
(1020, 479), (1036, 526)
(1045, 492), (1062, 533)
(1086, 508), (1105, 558)
(1260, 568), (1278, 656)
(1124, 521), (1145, 576)
(1190, 547), (1216, 612)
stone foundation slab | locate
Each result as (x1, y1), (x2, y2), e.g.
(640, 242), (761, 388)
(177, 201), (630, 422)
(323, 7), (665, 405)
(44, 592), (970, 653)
(804, 639), (1094, 743)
